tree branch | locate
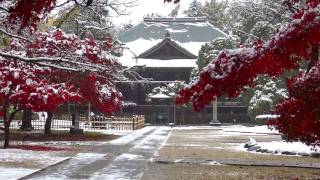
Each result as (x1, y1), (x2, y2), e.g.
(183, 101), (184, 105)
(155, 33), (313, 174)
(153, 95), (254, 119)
(0, 51), (112, 72)
(0, 28), (31, 42)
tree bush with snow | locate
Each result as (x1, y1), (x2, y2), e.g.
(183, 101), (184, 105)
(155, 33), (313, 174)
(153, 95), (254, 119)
(247, 76), (288, 121)
(170, 0), (320, 146)
(183, 0), (229, 31)
(147, 81), (186, 101)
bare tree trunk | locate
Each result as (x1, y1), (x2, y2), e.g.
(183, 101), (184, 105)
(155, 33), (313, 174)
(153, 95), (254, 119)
(44, 112), (53, 135)
(20, 109), (33, 131)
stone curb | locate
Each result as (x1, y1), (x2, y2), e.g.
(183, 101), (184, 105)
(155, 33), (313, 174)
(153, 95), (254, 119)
(151, 158), (320, 169)
(18, 157), (72, 180)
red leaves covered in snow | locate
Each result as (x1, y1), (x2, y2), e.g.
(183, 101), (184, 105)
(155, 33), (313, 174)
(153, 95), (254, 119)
(80, 74), (122, 113)
(268, 64), (320, 146)
(7, 0), (57, 31)
(0, 60), (79, 113)
(2, 29), (123, 114)
(176, 3), (320, 111)
(175, 1), (320, 146)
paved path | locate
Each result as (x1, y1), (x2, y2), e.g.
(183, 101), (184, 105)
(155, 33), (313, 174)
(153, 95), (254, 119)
(23, 126), (171, 180)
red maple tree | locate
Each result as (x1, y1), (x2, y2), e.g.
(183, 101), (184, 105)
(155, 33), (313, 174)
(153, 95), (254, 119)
(0, 60), (79, 148)
(0, 1), (123, 147)
(175, 0), (320, 146)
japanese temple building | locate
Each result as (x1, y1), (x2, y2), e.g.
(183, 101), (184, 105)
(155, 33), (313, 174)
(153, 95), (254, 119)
(116, 17), (249, 124)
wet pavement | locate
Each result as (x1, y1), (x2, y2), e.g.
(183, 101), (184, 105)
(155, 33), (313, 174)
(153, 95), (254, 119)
(23, 126), (171, 180)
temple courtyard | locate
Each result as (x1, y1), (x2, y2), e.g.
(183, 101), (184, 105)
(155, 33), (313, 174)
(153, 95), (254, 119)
(1, 125), (320, 180)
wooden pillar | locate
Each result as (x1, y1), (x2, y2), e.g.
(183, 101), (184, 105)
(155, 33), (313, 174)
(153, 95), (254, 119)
(88, 103), (91, 122)
(173, 103), (176, 125)
(212, 100), (218, 121)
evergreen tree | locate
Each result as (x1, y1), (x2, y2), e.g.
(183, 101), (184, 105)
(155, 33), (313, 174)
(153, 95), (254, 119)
(184, 0), (204, 17)
(190, 36), (238, 82)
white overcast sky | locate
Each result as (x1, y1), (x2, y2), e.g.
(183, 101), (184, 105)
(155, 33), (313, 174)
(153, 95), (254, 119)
(54, 0), (208, 26)
(111, 0), (208, 26)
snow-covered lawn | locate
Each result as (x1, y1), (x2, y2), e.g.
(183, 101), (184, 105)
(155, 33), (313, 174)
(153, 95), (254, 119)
(173, 125), (318, 157)
(254, 141), (319, 154)
(221, 125), (279, 134)
(0, 148), (69, 179)
(219, 125), (319, 156)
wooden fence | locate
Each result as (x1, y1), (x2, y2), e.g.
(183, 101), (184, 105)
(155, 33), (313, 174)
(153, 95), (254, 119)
(4, 115), (145, 131)
(87, 115), (145, 130)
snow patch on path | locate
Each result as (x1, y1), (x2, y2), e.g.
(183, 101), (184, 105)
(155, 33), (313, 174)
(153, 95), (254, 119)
(131, 126), (170, 151)
(115, 153), (143, 161)
(91, 127), (171, 180)
(109, 126), (156, 145)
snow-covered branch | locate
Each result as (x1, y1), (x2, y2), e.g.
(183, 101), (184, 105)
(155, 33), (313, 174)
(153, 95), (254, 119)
(0, 28), (31, 42)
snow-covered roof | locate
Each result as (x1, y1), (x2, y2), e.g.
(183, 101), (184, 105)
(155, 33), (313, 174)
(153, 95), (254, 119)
(118, 17), (227, 68)
(138, 33), (197, 59)
(149, 93), (171, 99)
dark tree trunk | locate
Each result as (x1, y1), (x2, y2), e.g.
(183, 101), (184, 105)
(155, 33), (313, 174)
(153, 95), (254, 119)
(2, 103), (9, 148)
(3, 105), (18, 148)
(20, 109), (33, 131)
(4, 119), (10, 148)
(44, 112), (53, 135)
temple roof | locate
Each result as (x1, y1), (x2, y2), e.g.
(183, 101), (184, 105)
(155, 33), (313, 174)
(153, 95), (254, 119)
(138, 33), (197, 60)
(118, 17), (227, 68)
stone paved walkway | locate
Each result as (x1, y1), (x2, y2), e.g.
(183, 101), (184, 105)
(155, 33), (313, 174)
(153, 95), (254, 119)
(22, 126), (171, 180)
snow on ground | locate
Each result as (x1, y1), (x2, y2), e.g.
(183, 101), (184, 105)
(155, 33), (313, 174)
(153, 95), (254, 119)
(72, 153), (106, 163)
(221, 125), (279, 134)
(174, 125), (318, 156)
(109, 126), (156, 145)
(0, 148), (68, 180)
(115, 153), (144, 161)
(254, 141), (319, 154)
(91, 126), (171, 180)
(0, 167), (35, 180)
(86, 129), (133, 136)
(173, 126), (219, 130)
(131, 126), (171, 150)
(28, 153), (107, 180)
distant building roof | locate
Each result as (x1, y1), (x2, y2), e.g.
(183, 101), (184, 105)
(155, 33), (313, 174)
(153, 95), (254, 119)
(118, 17), (227, 68)
(143, 17), (207, 23)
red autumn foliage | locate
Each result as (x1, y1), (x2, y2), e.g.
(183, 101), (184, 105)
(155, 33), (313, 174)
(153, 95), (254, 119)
(9, 145), (69, 151)
(0, 60), (79, 112)
(176, 0), (320, 146)
(5, 29), (123, 114)
(0, 29), (122, 148)
(7, 0), (57, 31)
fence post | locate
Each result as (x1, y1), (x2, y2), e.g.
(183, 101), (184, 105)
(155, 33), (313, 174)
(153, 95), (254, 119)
(132, 116), (135, 130)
